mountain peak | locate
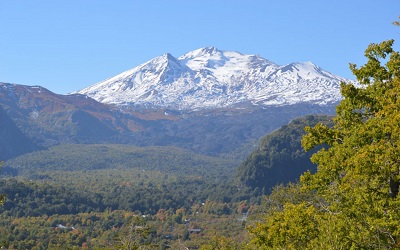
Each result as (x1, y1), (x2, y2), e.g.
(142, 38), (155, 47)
(281, 61), (316, 72)
(162, 52), (176, 60)
(291, 61), (318, 70)
(179, 47), (224, 61)
(149, 53), (180, 65)
(268, 61), (340, 82)
(198, 46), (220, 55)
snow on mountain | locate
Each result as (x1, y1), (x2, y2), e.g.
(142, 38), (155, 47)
(178, 47), (278, 82)
(77, 47), (350, 110)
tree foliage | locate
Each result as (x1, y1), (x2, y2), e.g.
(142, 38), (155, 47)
(249, 39), (400, 249)
(393, 16), (400, 27)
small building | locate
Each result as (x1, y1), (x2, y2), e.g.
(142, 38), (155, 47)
(189, 228), (202, 233)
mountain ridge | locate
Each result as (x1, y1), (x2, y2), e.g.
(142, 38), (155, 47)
(77, 47), (349, 110)
(0, 46), (345, 156)
(0, 81), (336, 156)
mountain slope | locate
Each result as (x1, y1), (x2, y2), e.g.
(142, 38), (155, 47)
(0, 105), (39, 160)
(0, 82), (336, 156)
(0, 82), (152, 146)
(78, 47), (348, 110)
(78, 53), (196, 107)
(236, 115), (333, 193)
(125, 104), (336, 156)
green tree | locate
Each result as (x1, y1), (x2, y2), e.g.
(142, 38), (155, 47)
(249, 39), (400, 249)
(302, 39), (400, 248)
(200, 235), (241, 250)
(114, 216), (155, 250)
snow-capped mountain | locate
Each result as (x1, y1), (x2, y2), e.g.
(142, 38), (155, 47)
(77, 47), (349, 110)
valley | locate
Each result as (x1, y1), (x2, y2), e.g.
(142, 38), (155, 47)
(0, 112), (330, 249)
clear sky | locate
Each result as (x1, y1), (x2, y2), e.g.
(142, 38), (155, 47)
(1, 1), (399, 94)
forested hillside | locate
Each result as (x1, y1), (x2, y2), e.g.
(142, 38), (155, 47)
(236, 114), (332, 193)
(0, 121), (330, 248)
(0, 151), (252, 249)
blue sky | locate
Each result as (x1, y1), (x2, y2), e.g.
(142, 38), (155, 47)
(1, 1), (399, 94)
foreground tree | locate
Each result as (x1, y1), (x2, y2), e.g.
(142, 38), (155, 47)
(249, 39), (400, 249)
(113, 216), (155, 250)
(302, 39), (400, 248)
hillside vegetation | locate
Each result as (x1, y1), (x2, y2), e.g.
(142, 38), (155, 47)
(1, 121), (328, 248)
(0, 148), (251, 249)
(237, 114), (332, 193)
(5, 144), (238, 177)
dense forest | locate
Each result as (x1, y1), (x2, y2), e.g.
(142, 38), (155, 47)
(1, 33), (400, 248)
(236, 114), (332, 193)
(0, 116), (326, 249)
